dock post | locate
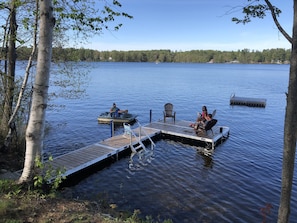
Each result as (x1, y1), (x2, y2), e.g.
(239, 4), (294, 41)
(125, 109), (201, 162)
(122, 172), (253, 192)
(110, 120), (114, 137)
(150, 109), (152, 123)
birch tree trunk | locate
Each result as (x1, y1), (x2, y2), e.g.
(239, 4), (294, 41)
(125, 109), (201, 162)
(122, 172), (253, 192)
(19, 0), (54, 183)
(278, 1), (297, 222)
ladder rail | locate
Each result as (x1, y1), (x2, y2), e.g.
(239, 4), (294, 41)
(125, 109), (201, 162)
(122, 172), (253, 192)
(135, 120), (156, 147)
(123, 123), (148, 152)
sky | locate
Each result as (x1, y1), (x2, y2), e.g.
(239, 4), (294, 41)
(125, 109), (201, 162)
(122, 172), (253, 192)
(82, 0), (293, 52)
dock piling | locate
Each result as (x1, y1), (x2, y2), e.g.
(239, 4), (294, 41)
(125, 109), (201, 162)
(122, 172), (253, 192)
(110, 120), (114, 137)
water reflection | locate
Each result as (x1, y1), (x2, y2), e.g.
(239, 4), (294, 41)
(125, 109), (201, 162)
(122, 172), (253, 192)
(127, 146), (155, 175)
(196, 146), (214, 157)
(195, 147), (214, 168)
(202, 153), (213, 168)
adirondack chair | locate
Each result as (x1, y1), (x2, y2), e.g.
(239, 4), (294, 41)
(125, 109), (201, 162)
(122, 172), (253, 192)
(204, 119), (217, 134)
(163, 103), (176, 122)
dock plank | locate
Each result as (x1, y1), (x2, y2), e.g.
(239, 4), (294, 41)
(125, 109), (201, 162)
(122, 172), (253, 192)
(49, 144), (116, 174)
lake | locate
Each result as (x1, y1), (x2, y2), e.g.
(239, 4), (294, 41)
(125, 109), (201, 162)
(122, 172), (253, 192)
(43, 62), (295, 222)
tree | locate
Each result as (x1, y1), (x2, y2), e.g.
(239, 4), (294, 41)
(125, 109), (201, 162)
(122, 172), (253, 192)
(0, 0), (17, 140)
(232, 1), (295, 222)
(3, 0), (38, 150)
(18, 0), (54, 183)
(1, 0), (40, 149)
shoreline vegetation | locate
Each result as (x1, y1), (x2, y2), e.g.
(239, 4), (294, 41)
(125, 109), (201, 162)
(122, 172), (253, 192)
(0, 170), (171, 223)
(0, 149), (168, 222)
(14, 47), (291, 64)
(0, 183), (166, 223)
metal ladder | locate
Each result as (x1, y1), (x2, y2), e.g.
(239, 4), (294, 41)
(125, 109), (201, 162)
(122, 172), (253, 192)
(123, 121), (155, 153)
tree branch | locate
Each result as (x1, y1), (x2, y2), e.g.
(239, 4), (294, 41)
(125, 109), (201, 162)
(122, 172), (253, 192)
(264, 0), (292, 43)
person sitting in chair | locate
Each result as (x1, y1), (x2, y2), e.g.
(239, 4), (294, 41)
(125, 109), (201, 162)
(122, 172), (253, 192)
(196, 113), (217, 135)
(196, 113), (212, 130)
(110, 103), (128, 117)
(190, 105), (209, 128)
(198, 105), (208, 122)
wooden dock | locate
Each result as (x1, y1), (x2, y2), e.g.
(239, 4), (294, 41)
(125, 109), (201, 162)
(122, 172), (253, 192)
(43, 120), (230, 182)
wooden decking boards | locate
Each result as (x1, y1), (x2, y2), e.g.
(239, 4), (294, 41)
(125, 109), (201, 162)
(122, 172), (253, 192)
(9, 120), (229, 182)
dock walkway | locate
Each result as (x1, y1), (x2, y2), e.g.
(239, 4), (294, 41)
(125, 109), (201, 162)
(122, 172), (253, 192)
(9, 120), (230, 182)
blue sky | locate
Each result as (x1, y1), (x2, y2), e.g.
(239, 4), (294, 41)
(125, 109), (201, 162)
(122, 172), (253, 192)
(83, 0), (292, 51)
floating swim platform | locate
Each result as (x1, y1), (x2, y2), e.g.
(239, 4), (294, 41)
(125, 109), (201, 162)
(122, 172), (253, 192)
(230, 95), (266, 107)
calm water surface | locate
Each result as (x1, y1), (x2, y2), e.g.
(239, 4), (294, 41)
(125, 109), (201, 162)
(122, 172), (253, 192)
(44, 62), (296, 222)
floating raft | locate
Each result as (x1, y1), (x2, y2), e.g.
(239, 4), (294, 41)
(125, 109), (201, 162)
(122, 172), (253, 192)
(230, 95), (266, 107)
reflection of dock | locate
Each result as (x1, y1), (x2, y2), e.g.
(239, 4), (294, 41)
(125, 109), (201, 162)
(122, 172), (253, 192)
(45, 120), (230, 182)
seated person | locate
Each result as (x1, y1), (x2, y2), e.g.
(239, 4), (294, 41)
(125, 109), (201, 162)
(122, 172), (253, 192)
(198, 105), (208, 122)
(189, 105), (208, 128)
(110, 103), (128, 117)
(196, 114), (217, 135)
(196, 113), (213, 130)
(195, 114), (212, 129)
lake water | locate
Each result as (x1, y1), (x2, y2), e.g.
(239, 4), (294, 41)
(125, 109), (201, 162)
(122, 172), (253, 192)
(43, 62), (296, 222)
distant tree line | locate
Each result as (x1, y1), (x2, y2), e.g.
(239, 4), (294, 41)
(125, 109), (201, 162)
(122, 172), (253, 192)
(14, 47), (290, 64)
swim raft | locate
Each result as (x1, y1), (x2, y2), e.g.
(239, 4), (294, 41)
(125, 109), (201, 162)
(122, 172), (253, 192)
(230, 94), (266, 107)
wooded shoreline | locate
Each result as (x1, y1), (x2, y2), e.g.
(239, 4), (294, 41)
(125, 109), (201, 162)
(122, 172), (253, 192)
(13, 47), (291, 64)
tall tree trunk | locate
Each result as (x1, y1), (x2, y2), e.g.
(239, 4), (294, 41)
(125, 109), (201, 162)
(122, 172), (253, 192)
(19, 0), (54, 183)
(278, 1), (297, 222)
(0, 0), (17, 139)
(4, 0), (39, 149)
